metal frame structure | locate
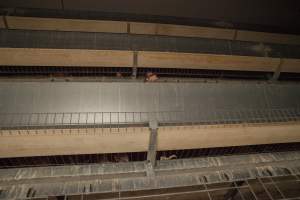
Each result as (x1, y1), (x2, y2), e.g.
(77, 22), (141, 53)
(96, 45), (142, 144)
(0, 4), (300, 199)
(0, 151), (300, 199)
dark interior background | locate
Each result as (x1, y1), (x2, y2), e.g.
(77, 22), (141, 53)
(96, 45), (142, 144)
(1, 0), (300, 32)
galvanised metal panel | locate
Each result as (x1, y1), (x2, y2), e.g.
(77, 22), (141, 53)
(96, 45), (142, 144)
(1, 29), (300, 58)
(0, 81), (300, 127)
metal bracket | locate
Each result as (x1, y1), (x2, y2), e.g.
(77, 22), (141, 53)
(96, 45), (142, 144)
(149, 119), (158, 130)
(145, 160), (155, 177)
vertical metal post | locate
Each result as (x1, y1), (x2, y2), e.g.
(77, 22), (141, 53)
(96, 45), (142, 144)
(132, 51), (138, 79)
(146, 118), (158, 176)
(272, 58), (283, 81)
(60, 0), (65, 10)
(2, 16), (8, 29)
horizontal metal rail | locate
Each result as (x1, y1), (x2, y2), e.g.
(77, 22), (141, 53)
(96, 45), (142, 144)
(0, 108), (299, 131)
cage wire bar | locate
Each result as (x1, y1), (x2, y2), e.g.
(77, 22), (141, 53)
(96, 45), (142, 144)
(0, 66), (274, 80)
(3, 176), (300, 200)
(0, 108), (300, 133)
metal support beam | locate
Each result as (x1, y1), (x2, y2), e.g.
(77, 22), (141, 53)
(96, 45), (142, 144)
(147, 119), (158, 172)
